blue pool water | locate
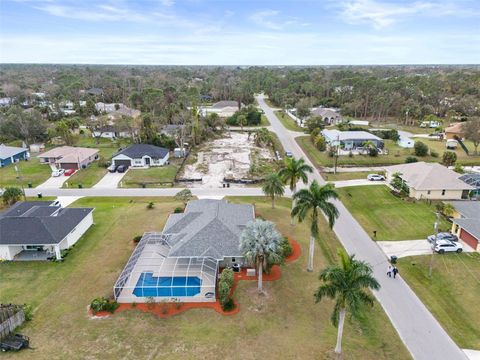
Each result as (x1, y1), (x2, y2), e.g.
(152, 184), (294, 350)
(133, 272), (202, 297)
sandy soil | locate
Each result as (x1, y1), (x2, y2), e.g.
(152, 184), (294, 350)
(181, 132), (272, 188)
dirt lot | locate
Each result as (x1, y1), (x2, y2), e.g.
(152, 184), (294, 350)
(179, 132), (274, 188)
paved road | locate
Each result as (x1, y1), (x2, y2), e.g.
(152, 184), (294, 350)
(257, 94), (466, 360)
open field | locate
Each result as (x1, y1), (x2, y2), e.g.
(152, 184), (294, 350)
(398, 253), (480, 349)
(0, 158), (51, 188)
(122, 164), (179, 188)
(337, 186), (450, 241)
(297, 136), (480, 169)
(274, 111), (304, 132)
(0, 196), (410, 360)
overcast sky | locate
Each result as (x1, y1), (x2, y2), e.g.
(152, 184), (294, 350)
(1, 0), (479, 65)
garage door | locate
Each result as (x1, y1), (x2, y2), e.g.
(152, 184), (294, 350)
(60, 163), (79, 170)
(460, 229), (479, 250)
(114, 159), (131, 168)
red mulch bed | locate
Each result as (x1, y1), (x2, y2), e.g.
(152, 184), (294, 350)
(90, 237), (301, 319)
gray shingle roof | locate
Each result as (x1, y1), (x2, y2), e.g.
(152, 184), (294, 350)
(163, 199), (254, 259)
(1, 201), (55, 217)
(452, 218), (480, 240)
(446, 201), (480, 219)
(0, 202), (93, 245)
(211, 100), (239, 109)
(113, 144), (169, 160)
(0, 144), (27, 159)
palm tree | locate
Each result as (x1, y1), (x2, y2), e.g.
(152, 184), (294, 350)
(262, 173), (285, 208)
(315, 249), (380, 355)
(292, 181), (339, 272)
(278, 157), (313, 225)
(239, 219), (283, 292)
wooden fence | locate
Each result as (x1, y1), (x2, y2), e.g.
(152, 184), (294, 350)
(0, 305), (25, 339)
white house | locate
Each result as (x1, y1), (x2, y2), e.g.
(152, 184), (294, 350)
(0, 201), (94, 261)
(111, 144), (169, 168)
(200, 100), (243, 118)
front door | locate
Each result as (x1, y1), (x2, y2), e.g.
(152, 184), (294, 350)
(145, 157), (151, 166)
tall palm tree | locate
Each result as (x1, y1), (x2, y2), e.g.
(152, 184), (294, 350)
(315, 249), (380, 355)
(239, 219), (283, 292)
(292, 181), (339, 272)
(262, 173), (285, 209)
(278, 157), (313, 225)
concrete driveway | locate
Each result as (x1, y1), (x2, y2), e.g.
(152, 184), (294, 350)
(93, 170), (128, 188)
(378, 239), (476, 259)
(37, 174), (71, 189)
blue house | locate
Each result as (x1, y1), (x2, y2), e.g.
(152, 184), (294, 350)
(0, 144), (29, 168)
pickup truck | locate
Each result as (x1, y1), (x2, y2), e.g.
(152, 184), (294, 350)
(0, 334), (30, 352)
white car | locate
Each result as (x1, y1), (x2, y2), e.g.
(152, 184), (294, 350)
(367, 174), (385, 181)
(51, 169), (65, 177)
(432, 239), (463, 254)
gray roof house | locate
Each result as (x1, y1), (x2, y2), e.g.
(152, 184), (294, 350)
(111, 144), (170, 168)
(0, 201), (94, 261)
(448, 201), (480, 251)
(321, 129), (384, 151)
(113, 199), (255, 303)
(0, 144), (29, 168)
(311, 108), (343, 125)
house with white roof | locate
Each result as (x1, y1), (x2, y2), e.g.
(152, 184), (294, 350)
(321, 129), (384, 151)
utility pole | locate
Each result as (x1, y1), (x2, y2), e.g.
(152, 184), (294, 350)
(333, 134), (340, 175)
(14, 165), (26, 201)
(428, 212), (440, 278)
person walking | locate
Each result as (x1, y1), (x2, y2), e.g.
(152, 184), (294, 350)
(393, 266), (399, 279)
(387, 265), (392, 278)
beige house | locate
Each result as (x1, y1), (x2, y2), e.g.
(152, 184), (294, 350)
(385, 162), (473, 200)
(200, 100), (243, 118)
(444, 122), (464, 140)
(38, 146), (99, 170)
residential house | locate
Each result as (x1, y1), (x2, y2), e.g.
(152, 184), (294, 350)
(385, 162), (474, 200)
(0, 201), (94, 261)
(29, 143), (45, 153)
(113, 199), (255, 303)
(111, 144), (169, 168)
(0, 144), (29, 168)
(321, 129), (384, 151)
(310, 107), (343, 125)
(459, 173), (480, 198)
(448, 201), (480, 251)
(95, 102), (141, 119)
(444, 122), (465, 140)
(38, 146), (99, 170)
(86, 88), (104, 96)
(201, 100), (243, 118)
(92, 125), (132, 140)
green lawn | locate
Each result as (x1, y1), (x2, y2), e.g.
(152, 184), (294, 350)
(321, 171), (373, 181)
(121, 165), (179, 188)
(398, 253), (480, 349)
(297, 136), (480, 168)
(260, 114), (270, 126)
(275, 110), (304, 132)
(0, 158), (51, 188)
(0, 196), (410, 360)
(337, 186), (450, 240)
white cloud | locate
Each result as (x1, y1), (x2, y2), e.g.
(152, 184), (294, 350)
(160, 0), (175, 6)
(249, 10), (282, 30)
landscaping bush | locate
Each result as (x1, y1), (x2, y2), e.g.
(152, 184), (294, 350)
(405, 156), (418, 163)
(133, 235), (142, 243)
(146, 296), (155, 309)
(174, 207), (184, 213)
(443, 151), (457, 166)
(281, 237), (293, 258)
(313, 135), (326, 151)
(146, 202), (155, 209)
(430, 150), (439, 158)
(220, 268), (234, 288)
(368, 147), (379, 157)
(90, 297), (119, 314)
(414, 141), (429, 156)
(222, 298), (235, 312)
(218, 268), (235, 310)
(22, 304), (34, 321)
(454, 163), (464, 174)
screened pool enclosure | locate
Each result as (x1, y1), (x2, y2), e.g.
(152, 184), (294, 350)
(114, 232), (218, 303)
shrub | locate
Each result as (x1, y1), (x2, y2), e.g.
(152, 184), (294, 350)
(281, 237), (293, 258)
(430, 150), (439, 158)
(414, 141), (429, 156)
(454, 163), (464, 174)
(160, 300), (169, 314)
(90, 297), (119, 314)
(368, 147), (379, 157)
(219, 268), (235, 309)
(174, 207), (184, 213)
(405, 156), (418, 163)
(22, 304), (34, 321)
(222, 298), (235, 312)
(133, 235), (142, 243)
(220, 268), (234, 288)
(442, 151), (457, 167)
(313, 135), (326, 151)
(131, 302), (137, 308)
(146, 296), (155, 309)
(2, 187), (23, 205)
(146, 202), (154, 209)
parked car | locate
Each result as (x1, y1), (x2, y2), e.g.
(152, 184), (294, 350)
(285, 151), (293, 158)
(51, 169), (65, 177)
(0, 334), (30, 352)
(367, 174), (385, 181)
(432, 239), (463, 254)
(107, 164), (117, 173)
(427, 232), (458, 244)
(116, 165), (127, 173)
(64, 169), (76, 176)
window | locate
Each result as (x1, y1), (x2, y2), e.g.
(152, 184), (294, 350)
(442, 189), (446, 196)
(427, 190), (431, 195)
(231, 258), (236, 262)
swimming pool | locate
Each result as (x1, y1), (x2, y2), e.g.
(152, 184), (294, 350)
(133, 272), (202, 297)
